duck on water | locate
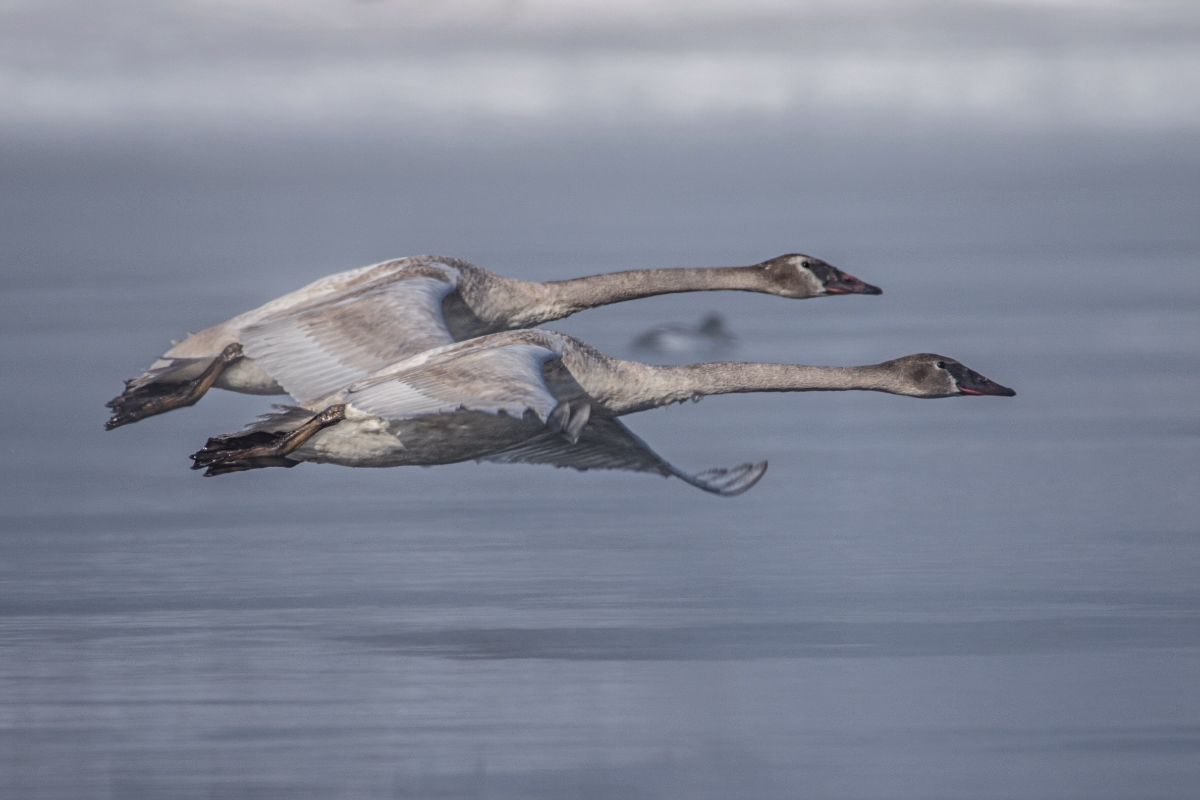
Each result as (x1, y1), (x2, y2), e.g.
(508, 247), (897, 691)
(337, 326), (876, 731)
(632, 312), (738, 357)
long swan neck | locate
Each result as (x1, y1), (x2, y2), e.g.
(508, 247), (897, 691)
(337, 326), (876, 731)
(534, 266), (770, 321)
(455, 263), (772, 332)
(579, 360), (897, 416)
(451, 263), (549, 332)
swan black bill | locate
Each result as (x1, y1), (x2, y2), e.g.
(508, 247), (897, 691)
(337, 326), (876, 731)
(823, 270), (883, 296)
(947, 363), (1017, 397)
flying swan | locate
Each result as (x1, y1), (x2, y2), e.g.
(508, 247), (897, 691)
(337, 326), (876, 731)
(106, 253), (880, 429)
(190, 330), (1015, 496)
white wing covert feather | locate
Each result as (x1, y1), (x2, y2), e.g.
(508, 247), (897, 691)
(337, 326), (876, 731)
(345, 342), (563, 423)
(240, 274), (458, 404)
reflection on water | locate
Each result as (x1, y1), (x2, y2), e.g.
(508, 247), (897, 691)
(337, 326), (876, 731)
(1, 233), (1199, 799)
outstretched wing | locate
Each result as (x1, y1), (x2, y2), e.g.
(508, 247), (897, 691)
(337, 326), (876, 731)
(344, 338), (567, 425)
(240, 273), (458, 404)
(482, 416), (768, 496)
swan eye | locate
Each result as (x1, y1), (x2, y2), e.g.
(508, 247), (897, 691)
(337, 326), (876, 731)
(936, 361), (947, 370)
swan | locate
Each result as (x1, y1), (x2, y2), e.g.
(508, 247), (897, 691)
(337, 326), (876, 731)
(631, 312), (737, 356)
(189, 330), (1015, 496)
(106, 253), (881, 429)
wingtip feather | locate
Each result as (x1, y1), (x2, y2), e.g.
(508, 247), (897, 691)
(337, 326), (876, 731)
(688, 460), (769, 497)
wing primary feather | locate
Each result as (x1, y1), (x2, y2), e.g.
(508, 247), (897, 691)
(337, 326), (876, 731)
(482, 416), (768, 496)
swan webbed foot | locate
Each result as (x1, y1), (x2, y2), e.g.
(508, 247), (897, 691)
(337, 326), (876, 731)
(200, 455), (301, 477)
(189, 403), (346, 475)
(105, 343), (245, 430)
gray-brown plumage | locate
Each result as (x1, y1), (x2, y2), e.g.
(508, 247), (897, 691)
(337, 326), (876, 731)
(106, 253), (880, 428)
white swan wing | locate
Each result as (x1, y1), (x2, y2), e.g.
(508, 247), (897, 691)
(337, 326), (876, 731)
(482, 416), (768, 496)
(240, 273), (458, 404)
(233, 257), (431, 321)
(345, 340), (564, 423)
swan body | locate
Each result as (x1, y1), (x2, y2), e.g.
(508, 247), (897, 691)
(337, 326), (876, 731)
(191, 330), (1014, 495)
(106, 253), (880, 428)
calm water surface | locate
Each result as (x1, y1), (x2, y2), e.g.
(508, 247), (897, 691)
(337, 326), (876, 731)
(2, 233), (1199, 798)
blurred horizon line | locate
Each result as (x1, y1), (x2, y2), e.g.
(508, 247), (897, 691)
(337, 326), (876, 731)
(3, 0), (1199, 143)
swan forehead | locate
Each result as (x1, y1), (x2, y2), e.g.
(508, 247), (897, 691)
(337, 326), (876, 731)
(766, 253), (812, 268)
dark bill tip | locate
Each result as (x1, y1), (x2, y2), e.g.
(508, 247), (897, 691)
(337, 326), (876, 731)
(959, 384), (1016, 397)
(824, 272), (883, 296)
(944, 361), (1015, 396)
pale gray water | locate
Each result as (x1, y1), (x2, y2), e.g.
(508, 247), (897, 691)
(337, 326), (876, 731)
(2, 133), (1200, 799)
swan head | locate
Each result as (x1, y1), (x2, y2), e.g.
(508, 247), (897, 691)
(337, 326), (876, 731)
(882, 354), (1017, 398)
(758, 253), (882, 298)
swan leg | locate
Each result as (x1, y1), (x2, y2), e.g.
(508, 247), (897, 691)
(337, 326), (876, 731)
(190, 404), (346, 476)
(106, 343), (244, 430)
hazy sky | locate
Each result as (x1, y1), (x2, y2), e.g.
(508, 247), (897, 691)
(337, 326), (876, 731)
(3, 0), (1197, 282)
(3, 0), (1198, 145)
